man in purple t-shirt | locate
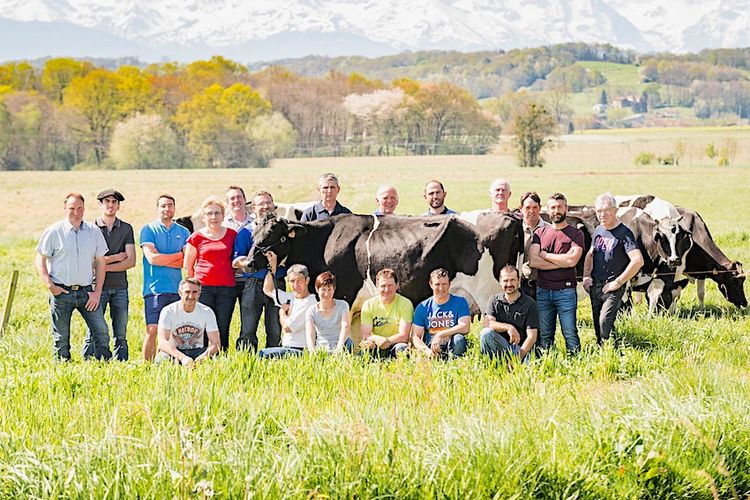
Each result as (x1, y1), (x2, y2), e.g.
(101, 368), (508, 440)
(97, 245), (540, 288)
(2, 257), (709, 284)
(529, 193), (585, 354)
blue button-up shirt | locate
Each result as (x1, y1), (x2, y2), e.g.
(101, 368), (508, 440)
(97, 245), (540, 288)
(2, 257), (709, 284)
(37, 219), (109, 286)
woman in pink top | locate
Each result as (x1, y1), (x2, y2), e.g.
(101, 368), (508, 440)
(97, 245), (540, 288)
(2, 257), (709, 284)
(184, 197), (237, 351)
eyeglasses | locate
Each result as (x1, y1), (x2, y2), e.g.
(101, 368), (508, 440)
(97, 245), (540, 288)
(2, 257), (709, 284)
(204, 211), (223, 217)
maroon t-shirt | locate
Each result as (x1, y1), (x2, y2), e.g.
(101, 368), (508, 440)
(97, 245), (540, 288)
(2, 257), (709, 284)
(532, 224), (585, 290)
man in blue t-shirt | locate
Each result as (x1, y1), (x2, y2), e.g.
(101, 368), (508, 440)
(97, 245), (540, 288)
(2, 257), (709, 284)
(412, 268), (471, 358)
(583, 193), (643, 345)
(232, 190), (287, 352)
(140, 194), (190, 361)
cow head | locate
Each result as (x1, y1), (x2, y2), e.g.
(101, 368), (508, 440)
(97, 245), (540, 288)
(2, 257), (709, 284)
(247, 214), (306, 273)
(719, 261), (747, 307)
(652, 217), (692, 267)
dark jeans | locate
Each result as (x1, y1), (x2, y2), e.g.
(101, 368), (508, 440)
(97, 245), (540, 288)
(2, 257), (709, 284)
(590, 282), (627, 344)
(199, 285), (236, 351)
(423, 333), (467, 358)
(362, 342), (409, 359)
(537, 286), (580, 354)
(49, 287), (111, 361)
(83, 287), (129, 361)
(237, 277), (282, 352)
(520, 279), (537, 301)
(479, 328), (530, 363)
(258, 346), (304, 359)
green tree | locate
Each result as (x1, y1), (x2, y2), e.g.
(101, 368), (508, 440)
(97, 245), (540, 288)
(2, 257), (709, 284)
(110, 114), (183, 169)
(174, 83), (271, 167)
(246, 112), (298, 166)
(512, 102), (557, 168)
(41, 58), (90, 103)
(64, 69), (123, 165)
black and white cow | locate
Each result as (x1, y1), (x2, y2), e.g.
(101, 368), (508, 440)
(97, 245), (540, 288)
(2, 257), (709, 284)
(677, 207), (747, 308)
(617, 207), (692, 313)
(246, 213), (523, 316)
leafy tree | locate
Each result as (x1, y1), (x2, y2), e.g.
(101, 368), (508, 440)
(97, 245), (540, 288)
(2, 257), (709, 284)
(64, 69), (124, 165)
(0, 62), (36, 91)
(41, 58), (91, 103)
(246, 112), (298, 166)
(110, 114), (183, 169)
(174, 83), (271, 167)
(511, 102), (556, 167)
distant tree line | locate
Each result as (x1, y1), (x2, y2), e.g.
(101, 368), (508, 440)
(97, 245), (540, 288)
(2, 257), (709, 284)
(0, 57), (498, 170)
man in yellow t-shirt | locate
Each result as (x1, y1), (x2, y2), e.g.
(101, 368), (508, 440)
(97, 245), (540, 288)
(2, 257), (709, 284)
(360, 268), (414, 357)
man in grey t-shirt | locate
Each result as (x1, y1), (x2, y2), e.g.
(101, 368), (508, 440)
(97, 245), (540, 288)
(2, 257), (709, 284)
(82, 189), (135, 361)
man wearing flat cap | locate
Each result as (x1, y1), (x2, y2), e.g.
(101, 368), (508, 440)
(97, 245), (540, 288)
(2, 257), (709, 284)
(82, 189), (135, 361)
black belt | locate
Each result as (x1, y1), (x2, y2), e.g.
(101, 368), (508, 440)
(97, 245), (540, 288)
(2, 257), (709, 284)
(54, 283), (92, 291)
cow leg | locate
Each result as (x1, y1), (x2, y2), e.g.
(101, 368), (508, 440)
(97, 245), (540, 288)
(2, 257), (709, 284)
(647, 279), (665, 315)
(696, 279), (705, 308)
(633, 291), (644, 305)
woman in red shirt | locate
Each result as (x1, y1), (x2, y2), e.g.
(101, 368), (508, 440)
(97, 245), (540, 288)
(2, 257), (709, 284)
(184, 197), (237, 351)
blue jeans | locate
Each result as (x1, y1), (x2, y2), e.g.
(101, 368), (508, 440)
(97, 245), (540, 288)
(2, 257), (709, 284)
(83, 287), (129, 361)
(199, 285), (236, 351)
(423, 333), (467, 358)
(49, 288), (111, 361)
(537, 287), (580, 354)
(479, 328), (529, 363)
(237, 277), (282, 351)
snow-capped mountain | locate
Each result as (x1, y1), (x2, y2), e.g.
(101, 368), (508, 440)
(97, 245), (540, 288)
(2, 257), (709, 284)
(1, 0), (749, 62)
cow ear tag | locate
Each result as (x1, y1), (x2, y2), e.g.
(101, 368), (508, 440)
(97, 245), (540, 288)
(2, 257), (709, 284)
(287, 231), (296, 239)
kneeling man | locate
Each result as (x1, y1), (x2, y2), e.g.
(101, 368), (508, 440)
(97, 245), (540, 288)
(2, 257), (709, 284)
(412, 268), (470, 358)
(480, 265), (538, 362)
(360, 268), (413, 357)
(156, 278), (221, 365)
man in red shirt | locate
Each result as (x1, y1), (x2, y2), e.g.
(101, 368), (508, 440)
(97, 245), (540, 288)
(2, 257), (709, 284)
(528, 193), (584, 354)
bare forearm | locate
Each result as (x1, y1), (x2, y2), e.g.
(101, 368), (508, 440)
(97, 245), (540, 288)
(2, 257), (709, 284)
(529, 254), (560, 269)
(542, 251), (580, 268)
(583, 252), (593, 278)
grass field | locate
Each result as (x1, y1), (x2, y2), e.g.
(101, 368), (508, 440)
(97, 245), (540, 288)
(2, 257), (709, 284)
(1, 141), (749, 497)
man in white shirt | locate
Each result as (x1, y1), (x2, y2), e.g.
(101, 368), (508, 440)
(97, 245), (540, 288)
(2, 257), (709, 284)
(35, 192), (111, 361)
(156, 278), (221, 366)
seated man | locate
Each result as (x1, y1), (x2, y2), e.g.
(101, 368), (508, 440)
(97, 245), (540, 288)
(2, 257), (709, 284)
(411, 268), (470, 358)
(155, 277), (221, 366)
(258, 252), (317, 358)
(360, 268), (413, 357)
(480, 265), (538, 362)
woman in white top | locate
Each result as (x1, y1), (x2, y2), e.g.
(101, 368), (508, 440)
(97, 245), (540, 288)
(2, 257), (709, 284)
(257, 252), (317, 359)
(306, 271), (352, 353)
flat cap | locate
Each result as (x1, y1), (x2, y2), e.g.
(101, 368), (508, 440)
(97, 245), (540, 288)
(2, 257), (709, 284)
(96, 188), (125, 202)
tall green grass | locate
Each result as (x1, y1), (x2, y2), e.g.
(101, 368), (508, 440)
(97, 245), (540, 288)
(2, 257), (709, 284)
(1, 172), (749, 497)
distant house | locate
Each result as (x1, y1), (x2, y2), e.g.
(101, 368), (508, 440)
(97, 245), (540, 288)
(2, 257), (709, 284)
(593, 103), (608, 114)
(621, 114), (646, 127)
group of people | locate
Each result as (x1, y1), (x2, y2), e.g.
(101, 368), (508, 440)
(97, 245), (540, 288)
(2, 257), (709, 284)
(35, 172), (644, 365)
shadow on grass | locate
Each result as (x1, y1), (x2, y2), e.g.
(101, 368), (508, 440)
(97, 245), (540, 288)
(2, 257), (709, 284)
(674, 304), (748, 320)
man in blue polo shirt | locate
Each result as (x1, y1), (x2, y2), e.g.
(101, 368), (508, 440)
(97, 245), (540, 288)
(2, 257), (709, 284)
(300, 173), (352, 222)
(140, 194), (190, 361)
(232, 190), (286, 351)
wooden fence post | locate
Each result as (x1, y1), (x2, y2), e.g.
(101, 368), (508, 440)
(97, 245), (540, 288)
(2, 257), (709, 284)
(1, 270), (19, 336)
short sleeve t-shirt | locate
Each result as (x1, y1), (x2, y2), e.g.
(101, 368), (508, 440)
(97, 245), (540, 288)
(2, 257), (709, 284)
(307, 300), (350, 351)
(484, 292), (539, 344)
(158, 301), (218, 352)
(361, 294), (414, 337)
(533, 224), (585, 290)
(413, 294), (470, 336)
(95, 217), (135, 290)
(187, 229), (237, 287)
(591, 223), (639, 282)
(140, 220), (190, 296)
(273, 290), (317, 348)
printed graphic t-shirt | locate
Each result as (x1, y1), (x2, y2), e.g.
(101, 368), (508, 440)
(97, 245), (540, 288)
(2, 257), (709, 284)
(361, 294), (414, 337)
(158, 301), (218, 352)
